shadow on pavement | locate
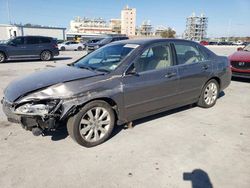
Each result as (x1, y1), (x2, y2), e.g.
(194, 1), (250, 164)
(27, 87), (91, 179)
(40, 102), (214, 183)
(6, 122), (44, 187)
(43, 126), (69, 141)
(232, 77), (250, 83)
(183, 169), (213, 188)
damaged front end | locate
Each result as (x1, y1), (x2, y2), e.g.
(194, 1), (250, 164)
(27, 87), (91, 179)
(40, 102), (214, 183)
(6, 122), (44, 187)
(2, 83), (73, 136)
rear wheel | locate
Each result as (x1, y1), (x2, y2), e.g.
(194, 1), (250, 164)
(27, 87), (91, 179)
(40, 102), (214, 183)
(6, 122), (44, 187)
(40, 50), (52, 61)
(60, 46), (66, 51)
(198, 79), (219, 108)
(77, 46), (83, 51)
(0, 52), (6, 63)
(67, 100), (115, 147)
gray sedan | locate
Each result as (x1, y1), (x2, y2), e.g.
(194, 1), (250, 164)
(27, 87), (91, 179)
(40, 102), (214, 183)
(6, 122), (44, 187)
(1, 39), (231, 147)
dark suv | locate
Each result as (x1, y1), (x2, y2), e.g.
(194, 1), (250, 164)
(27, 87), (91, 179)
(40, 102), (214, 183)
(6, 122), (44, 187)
(86, 35), (129, 52)
(0, 36), (59, 63)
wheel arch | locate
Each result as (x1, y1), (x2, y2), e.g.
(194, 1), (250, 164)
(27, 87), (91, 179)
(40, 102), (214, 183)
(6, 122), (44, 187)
(40, 49), (52, 55)
(207, 76), (221, 89)
(0, 50), (7, 58)
(64, 97), (120, 125)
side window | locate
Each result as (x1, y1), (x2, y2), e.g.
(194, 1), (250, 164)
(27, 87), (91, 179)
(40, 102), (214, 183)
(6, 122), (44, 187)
(26, 37), (40, 45)
(133, 44), (172, 73)
(174, 42), (206, 65)
(12, 37), (24, 45)
(39, 37), (51, 43)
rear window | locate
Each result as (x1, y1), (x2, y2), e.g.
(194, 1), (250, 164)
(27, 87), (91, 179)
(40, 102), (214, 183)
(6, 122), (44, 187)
(26, 37), (40, 44)
(39, 37), (51, 43)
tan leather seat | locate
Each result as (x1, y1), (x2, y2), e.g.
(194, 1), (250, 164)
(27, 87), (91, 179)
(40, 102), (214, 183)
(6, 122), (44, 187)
(147, 46), (170, 70)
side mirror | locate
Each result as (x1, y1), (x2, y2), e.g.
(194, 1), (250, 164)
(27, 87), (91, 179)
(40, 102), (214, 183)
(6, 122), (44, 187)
(126, 68), (139, 76)
(9, 41), (16, 46)
(237, 47), (243, 51)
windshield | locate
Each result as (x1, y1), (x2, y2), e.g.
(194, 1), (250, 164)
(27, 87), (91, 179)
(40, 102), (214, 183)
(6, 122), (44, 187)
(99, 37), (112, 44)
(243, 44), (250, 52)
(74, 43), (139, 72)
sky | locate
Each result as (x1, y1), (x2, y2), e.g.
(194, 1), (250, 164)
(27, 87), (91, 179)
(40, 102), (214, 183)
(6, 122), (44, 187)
(0, 0), (249, 37)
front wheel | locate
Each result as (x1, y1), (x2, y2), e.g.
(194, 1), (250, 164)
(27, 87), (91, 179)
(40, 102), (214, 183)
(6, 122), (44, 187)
(0, 52), (6, 63)
(40, 51), (52, 61)
(198, 79), (219, 108)
(67, 100), (115, 147)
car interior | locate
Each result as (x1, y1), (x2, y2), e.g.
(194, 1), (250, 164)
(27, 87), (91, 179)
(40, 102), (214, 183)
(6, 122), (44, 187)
(134, 45), (171, 72)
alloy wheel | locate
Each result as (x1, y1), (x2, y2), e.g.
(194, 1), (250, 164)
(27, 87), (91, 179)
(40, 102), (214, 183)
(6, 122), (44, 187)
(41, 51), (51, 61)
(79, 107), (111, 142)
(204, 82), (218, 105)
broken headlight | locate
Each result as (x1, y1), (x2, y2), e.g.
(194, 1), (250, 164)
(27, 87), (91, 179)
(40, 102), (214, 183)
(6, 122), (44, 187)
(14, 100), (59, 116)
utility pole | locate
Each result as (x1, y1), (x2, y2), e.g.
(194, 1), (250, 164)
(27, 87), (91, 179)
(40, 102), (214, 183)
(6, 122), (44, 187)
(6, 0), (11, 24)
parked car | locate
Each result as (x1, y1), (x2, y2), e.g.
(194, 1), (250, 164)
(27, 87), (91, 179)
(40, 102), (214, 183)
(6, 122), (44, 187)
(0, 36), (59, 63)
(200, 41), (209, 46)
(1, 39), (231, 147)
(228, 44), (250, 78)
(58, 41), (85, 51)
(86, 35), (129, 52)
(217, 41), (233, 46)
(208, 41), (218, 45)
(242, 42), (250, 46)
(232, 41), (244, 46)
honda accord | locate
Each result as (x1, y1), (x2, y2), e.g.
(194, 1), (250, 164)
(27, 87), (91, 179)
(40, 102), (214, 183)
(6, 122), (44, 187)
(1, 39), (231, 147)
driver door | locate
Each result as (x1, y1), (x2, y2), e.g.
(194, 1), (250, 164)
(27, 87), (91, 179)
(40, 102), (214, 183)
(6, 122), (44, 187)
(7, 37), (27, 58)
(122, 43), (179, 120)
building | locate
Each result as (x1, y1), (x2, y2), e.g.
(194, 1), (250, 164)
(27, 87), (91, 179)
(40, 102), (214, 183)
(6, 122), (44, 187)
(154, 26), (167, 36)
(69, 17), (112, 34)
(184, 13), (208, 41)
(110, 19), (121, 34)
(121, 5), (136, 36)
(138, 20), (153, 36)
(0, 24), (66, 41)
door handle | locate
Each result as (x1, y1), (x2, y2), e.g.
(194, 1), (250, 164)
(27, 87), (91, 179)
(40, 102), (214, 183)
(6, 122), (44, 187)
(165, 72), (176, 78)
(20, 47), (26, 49)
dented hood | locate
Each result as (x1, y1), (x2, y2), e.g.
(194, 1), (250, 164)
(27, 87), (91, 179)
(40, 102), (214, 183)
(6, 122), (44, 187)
(4, 66), (103, 102)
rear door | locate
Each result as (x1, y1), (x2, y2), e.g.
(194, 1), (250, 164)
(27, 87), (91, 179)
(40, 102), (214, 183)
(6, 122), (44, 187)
(172, 41), (213, 104)
(25, 36), (41, 56)
(122, 42), (179, 119)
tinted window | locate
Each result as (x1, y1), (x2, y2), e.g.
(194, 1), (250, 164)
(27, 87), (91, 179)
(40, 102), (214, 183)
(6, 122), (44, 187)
(11, 37), (24, 45)
(26, 37), (40, 45)
(134, 44), (172, 73)
(39, 37), (51, 43)
(174, 42), (206, 65)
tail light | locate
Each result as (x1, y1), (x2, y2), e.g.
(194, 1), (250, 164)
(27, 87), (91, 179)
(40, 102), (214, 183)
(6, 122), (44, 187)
(54, 44), (58, 48)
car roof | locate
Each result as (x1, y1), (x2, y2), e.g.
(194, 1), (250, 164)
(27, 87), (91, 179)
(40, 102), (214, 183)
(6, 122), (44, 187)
(112, 38), (198, 46)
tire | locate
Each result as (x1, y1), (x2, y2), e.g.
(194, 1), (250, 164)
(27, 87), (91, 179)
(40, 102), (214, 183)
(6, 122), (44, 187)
(60, 46), (66, 51)
(0, 52), (6, 63)
(77, 46), (83, 51)
(198, 79), (219, 108)
(40, 50), (52, 61)
(67, 100), (115, 147)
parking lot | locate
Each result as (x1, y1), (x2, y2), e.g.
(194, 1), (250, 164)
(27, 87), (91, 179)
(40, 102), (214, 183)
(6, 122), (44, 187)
(0, 46), (249, 188)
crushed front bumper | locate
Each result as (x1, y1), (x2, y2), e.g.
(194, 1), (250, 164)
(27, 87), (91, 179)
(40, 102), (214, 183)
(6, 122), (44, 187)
(1, 98), (58, 131)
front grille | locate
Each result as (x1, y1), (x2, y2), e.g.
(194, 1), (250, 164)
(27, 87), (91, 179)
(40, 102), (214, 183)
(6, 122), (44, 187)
(231, 61), (250, 70)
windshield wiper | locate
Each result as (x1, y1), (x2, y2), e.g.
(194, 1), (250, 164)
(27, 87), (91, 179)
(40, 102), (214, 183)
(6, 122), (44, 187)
(78, 65), (95, 71)
(95, 67), (110, 73)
